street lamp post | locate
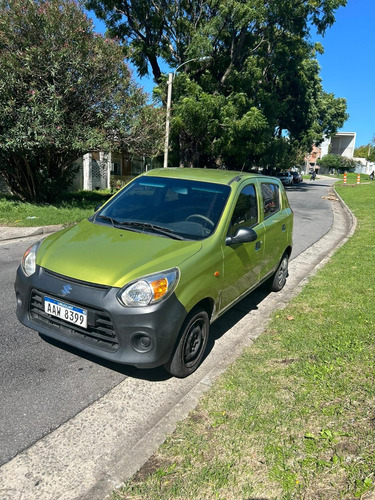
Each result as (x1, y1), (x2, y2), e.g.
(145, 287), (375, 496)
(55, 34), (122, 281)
(163, 56), (211, 168)
(163, 72), (173, 169)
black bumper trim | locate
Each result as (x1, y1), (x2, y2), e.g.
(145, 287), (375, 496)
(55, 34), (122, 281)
(29, 289), (119, 352)
(15, 265), (187, 368)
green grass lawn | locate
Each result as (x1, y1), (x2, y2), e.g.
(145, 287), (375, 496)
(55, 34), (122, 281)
(0, 190), (112, 227)
(112, 180), (375, 499)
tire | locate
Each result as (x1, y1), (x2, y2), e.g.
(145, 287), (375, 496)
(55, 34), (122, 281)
(164, 308), (209, 378)
(269, 253), (289, 292)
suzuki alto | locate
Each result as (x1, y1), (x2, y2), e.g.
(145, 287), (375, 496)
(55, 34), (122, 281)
(15, 168), (293, 377)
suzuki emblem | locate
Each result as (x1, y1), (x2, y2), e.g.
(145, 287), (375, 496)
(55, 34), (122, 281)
(61, 284), (72, 296)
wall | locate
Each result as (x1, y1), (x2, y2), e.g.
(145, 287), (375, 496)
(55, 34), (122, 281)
(321, 132), (356, 159)
(330, 133), (356, 158)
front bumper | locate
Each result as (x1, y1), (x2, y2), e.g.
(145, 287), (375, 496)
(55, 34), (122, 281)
(15, 266), (187, 368)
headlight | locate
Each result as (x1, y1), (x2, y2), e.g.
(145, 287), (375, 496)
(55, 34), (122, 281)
(21, 241), (42, 277)
(118, 268), (180, 307)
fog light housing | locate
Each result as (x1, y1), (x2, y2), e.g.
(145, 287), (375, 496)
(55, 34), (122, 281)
(132, 333), (153, 353)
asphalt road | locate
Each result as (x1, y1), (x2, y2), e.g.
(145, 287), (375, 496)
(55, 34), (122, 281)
(288, 178), (334, 258)
(0, 176), (346, 499)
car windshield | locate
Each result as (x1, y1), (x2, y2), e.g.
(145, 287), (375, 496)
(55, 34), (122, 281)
(94, 176), (231, 241)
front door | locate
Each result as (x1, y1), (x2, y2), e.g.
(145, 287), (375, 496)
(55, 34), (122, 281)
(220, 182), (265, 311)
(259, 181), (291, 278)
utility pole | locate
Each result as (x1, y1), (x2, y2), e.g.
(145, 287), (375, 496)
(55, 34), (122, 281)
(163, 72), (173, 169)
(163, 57), (211, 168)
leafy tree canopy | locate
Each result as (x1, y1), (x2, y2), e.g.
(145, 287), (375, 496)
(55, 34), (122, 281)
(87, 0), (348, 169)
(0, 0), (163, 202)
(354, 143), (375, 162)
(317, 153), (357, 172)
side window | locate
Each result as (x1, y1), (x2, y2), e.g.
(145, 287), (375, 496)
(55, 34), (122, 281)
(228, 184), (258, 236)
(261, 183), (280, 217)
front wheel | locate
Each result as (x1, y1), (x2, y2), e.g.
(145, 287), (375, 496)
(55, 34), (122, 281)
(164, 308), (209, 378)
(269, 253), (289, 292)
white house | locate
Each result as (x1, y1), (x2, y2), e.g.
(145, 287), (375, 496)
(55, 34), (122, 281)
(71, 151), (157, 191)
(353, 156), (375, 175)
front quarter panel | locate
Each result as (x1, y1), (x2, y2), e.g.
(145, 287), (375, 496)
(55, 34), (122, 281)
(175, 236), (223, 316)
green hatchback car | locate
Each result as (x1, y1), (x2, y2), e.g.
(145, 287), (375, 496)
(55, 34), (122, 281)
(15, 168), (293, 377)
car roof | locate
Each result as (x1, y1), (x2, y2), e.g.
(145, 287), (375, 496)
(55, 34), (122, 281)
(140, 168), (269, 186)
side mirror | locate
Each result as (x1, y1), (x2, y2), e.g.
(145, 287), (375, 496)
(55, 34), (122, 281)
(226, 227), (258, 246)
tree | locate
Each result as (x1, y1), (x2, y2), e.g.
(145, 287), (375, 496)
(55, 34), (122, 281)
(86, 0), (347, 84)
(86, 0), (348, 169)
(111, 95), (166, 159)
(317, 153), (357, 173)
(354, 142), (375, 162)
(0, 0), (162, 202)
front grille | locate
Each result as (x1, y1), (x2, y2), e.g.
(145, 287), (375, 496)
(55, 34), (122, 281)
(30, 290), (119, 352)
(44, 269), (110, 290)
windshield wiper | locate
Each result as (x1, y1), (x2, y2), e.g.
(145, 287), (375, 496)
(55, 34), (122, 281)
(96, 215), (142, 233)
(116, 221), (185, 240)
(96, 215), (117, 227)
(96, 216), (184, 240)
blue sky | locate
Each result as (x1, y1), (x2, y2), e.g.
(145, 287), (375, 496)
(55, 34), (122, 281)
(315, 0), (374, 146)
(90, 0), (374, 148)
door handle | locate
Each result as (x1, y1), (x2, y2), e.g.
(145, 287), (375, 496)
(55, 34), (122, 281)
(282, 224), (286, 232)
(255, 240), (262, 251)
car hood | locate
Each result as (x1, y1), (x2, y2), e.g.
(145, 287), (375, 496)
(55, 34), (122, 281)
(37, 220), (202, 288)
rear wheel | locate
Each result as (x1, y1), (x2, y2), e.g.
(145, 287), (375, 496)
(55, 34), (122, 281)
(164, 308), (209, 378)
(269, 253), (289, 292)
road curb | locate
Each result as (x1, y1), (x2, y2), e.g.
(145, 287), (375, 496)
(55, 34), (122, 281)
(0, 225), (64, 242)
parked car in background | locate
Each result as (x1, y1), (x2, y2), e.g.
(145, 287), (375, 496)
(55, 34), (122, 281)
(15, 168), (293, 378)
(275, 171), (293, 186)
(292, 171), (303, 184)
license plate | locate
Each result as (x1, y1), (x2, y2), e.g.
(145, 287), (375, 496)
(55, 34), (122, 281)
(44, 297), (87, 329)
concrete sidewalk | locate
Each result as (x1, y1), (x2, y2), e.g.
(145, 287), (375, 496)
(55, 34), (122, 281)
(0, 224), (63, 242)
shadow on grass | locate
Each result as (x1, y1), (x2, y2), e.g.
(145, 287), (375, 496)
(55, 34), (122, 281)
(58, 190), (113, 209)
